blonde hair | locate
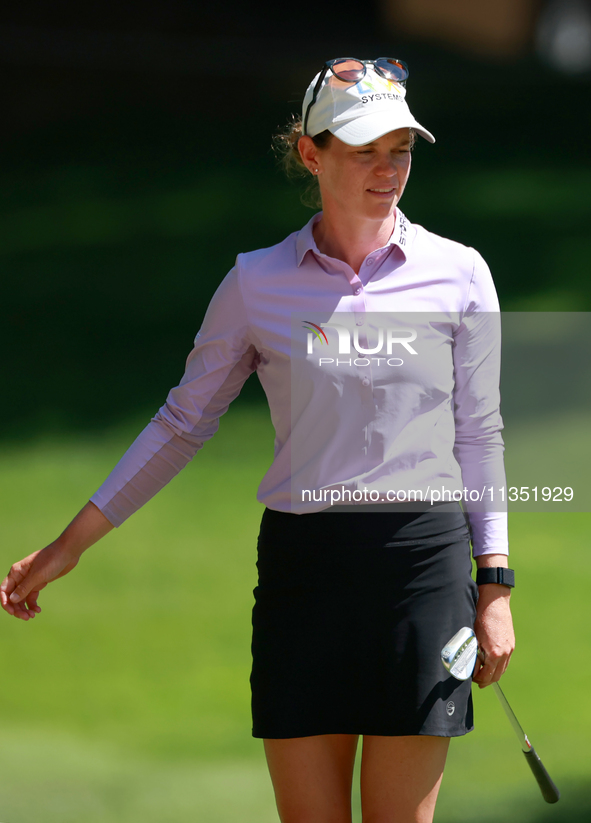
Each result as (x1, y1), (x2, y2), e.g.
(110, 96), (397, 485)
(272, 116), (417, 209)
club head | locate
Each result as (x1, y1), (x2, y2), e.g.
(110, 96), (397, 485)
(441, 627), (478, 681)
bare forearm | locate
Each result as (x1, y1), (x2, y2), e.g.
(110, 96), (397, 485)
(55, 501), (114, 558)
(475, 553), (508, 569)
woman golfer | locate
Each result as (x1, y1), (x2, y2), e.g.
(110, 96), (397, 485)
(2, 58), (515, 823)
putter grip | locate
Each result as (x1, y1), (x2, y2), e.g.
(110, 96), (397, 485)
(523, 747), (560, 803)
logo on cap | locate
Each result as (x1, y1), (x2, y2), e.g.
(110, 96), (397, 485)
(354, 74), (405, 105)
(355, 74), (404, 96)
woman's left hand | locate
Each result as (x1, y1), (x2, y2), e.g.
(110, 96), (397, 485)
(472, 583), (515, 688)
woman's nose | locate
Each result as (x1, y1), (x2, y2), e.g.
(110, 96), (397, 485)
(375, 156), (398, 177)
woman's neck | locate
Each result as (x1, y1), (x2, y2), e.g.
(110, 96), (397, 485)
(313, 209), (396, 274)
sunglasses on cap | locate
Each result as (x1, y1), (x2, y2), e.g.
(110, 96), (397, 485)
(303, 57), (410, 137)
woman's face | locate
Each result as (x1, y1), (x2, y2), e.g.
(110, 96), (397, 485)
(303, 128), (412, 223)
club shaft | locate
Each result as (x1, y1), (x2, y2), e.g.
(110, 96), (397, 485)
(492, 682), (529, 752)
(492, 683), (560, 803)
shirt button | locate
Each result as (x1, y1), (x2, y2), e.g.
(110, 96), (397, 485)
(356, 319), (363, 326)
(361, 376), (370, 387)
(354, 286), (362, 295)
(366, 258), (373, 266)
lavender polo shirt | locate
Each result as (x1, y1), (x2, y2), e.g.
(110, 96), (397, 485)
(90, 207), (508, 556)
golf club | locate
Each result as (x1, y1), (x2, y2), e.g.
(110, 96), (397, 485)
(441, 627), (560, 804)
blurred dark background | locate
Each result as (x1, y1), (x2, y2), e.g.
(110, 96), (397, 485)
(2, 0), (590, 440)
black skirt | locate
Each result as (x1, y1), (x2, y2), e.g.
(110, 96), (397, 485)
(250, 501), (478, 739)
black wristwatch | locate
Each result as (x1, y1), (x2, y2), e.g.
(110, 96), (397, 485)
(476, 567), (515, 588)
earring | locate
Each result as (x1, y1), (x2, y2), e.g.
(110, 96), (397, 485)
(314, 168), (319, 174)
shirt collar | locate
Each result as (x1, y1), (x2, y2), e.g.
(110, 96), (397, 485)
(295, 207), (414, 268)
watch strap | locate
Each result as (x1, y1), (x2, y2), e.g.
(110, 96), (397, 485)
(476, 567), (515, 588)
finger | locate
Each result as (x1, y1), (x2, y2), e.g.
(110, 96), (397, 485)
(473, 661), (497, 688)
(3, 563), (30, 604)
(1, 573), (17, 598)
(472, 648), (486, 680)
(476, 672), (495, 688)
(491, 655), (511, 682)
(0, 586), (19, 615)
(9, 588), (26, 605)
(1, 567), (20, 588)
(473, 665), (494, 681)
(25, 590), (42, 612)
(1, 590), (15, 615)
(472, 657), (483, 678)
(9, 601), (33, 620)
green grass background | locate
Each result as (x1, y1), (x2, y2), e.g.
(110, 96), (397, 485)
(1, 403), (589, 822)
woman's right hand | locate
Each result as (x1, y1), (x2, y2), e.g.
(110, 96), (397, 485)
(1, 501), (114, 621)
(0, 543), (82, 620)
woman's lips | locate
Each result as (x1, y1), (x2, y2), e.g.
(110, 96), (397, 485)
(367, 187), (396, 197)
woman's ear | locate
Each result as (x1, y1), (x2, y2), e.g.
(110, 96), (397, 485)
(298, 135), (322, 175)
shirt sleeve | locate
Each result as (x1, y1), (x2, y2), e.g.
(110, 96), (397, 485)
(452, 249), (508, 557)
(89, 263), (258, 527)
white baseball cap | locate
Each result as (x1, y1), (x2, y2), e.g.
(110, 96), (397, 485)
(302, 63), (435, 145)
